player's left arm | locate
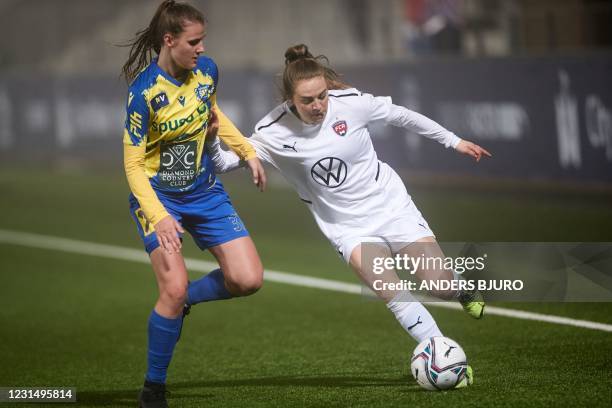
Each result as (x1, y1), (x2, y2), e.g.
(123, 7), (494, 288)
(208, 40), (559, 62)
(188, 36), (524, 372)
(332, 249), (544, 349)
(205, 58), (258, 161)
(207, 105), (267, 191)
(388, 105), (491, 161)
(205, 58), (266, 185)
(365, 93), (492, 161)
(210, 96), (256, 160)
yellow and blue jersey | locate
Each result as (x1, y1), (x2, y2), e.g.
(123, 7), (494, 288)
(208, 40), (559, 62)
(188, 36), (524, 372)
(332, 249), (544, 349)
(123, 55), (255, 225)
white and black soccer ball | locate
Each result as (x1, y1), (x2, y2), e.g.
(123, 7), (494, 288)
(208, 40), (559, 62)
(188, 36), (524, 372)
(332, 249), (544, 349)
(411, 336), (468, 391)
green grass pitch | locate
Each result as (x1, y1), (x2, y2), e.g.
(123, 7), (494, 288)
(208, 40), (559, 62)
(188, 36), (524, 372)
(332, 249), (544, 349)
(1, 167), (611, 407)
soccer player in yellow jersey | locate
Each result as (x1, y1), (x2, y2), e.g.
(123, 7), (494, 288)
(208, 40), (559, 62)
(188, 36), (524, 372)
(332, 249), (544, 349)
(121, 2), (266, 406)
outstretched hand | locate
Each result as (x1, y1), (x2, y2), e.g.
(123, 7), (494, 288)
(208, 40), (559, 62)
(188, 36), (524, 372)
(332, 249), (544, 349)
(456, 140), (492, 162)
(246, 157), (267, 192)
(154, 215), (185, 254)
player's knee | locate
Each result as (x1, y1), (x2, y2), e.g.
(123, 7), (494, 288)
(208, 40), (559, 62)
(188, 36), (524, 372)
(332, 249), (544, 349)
(161, 283), (188, 306)
(226, 270), (263, 296)
(244, 274), (263, 295)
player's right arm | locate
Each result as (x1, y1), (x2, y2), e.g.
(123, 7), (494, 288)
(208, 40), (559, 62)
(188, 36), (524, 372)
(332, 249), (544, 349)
(123, 89), (183, 252)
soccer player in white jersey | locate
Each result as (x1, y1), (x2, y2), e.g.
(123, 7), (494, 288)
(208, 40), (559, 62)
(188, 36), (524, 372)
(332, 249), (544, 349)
(207, 44), (491, 387)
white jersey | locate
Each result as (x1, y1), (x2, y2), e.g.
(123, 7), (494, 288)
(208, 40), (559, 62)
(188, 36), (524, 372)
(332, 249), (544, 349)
(247, 89), (460, 246)
(207, 88), (461, 260)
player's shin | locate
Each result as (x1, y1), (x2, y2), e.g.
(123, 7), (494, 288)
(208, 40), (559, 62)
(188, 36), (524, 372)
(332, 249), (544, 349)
(386, 291), (443, 343)
(145, 310), (182, 384)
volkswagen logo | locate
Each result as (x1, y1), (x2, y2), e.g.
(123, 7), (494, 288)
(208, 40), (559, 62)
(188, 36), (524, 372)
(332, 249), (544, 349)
(310, 157), (348, 188)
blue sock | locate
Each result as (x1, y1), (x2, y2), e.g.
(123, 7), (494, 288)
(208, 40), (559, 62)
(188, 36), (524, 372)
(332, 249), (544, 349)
(187, 268), (233, 305)
(145, 310), (182, 384)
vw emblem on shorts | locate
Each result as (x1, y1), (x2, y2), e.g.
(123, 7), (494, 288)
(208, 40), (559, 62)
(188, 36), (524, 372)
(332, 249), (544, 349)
(310, 157), (348, 188)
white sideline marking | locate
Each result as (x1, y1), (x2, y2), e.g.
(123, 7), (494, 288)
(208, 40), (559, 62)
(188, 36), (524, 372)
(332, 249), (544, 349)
(1, 228), (611, 333)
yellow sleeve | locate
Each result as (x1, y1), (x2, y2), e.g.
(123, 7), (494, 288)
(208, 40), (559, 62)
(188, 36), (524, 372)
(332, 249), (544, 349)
(212, 98), (257, 160)
(123, 138), (169, 226)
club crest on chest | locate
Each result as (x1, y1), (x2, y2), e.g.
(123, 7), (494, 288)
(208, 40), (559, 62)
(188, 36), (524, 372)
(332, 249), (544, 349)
(195, 82), (215, 102)
(332, 120), (348, 136)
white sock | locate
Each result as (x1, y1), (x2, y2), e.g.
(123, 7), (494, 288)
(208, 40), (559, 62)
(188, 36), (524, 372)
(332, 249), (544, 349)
(386, 291), (443, 343)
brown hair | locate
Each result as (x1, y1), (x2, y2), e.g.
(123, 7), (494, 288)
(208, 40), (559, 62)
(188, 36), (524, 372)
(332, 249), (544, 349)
(120, 0), (206, 82)
(282, 44), (350, 100)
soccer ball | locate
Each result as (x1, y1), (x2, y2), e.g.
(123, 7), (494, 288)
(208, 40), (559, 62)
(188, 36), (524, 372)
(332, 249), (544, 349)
(411, 336), (468, 390)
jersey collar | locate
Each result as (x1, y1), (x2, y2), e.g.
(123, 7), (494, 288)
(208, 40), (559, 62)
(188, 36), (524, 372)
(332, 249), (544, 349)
(152, 57), (190, 87)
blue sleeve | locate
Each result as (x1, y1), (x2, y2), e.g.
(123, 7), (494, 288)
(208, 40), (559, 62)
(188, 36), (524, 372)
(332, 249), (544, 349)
(211, 59), (219, 88)
(208, 57), (219, 88)
(123, 85), (150, 146)
(197, 56), (218, 95)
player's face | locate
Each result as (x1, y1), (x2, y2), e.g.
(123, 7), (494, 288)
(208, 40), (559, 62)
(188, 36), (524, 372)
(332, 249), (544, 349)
(292, 76), (329, 125)
(168, 20), (206, 71)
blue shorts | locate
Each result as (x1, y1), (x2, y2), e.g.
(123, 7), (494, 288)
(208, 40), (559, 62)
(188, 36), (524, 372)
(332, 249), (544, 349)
(129, 180), (249, 254)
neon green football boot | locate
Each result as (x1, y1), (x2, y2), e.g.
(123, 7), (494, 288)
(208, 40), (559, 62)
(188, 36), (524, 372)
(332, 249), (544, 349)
(455, 365), (474, 389)
(458, 289), (485, 319)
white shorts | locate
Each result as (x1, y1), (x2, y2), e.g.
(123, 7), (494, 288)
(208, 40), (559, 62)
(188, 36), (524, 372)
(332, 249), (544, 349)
(335, 197), (435, 264)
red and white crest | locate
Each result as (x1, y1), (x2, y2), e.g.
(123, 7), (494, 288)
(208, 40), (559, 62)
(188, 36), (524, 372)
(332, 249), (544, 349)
(332, 120), (348, 136)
